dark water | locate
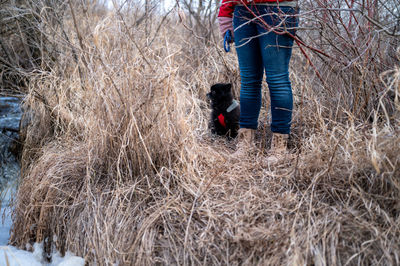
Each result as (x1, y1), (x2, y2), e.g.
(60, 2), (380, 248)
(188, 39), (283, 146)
(0, 96), (21, 197)
(0, 96), (21, 244)
(0, 97), (21, 131)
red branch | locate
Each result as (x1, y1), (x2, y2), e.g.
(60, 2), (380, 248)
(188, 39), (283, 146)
(238, 0), (334, 86)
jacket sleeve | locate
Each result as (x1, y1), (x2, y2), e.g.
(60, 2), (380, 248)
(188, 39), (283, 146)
(218, 0), (237, 18)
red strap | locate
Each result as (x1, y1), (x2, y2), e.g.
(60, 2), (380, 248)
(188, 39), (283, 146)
(218, 113), (226, 128)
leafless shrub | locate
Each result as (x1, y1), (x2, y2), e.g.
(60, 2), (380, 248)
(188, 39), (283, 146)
(177, 0), (219, 43)
(0, 0), (67, 95)
(297, 0), (400, 122)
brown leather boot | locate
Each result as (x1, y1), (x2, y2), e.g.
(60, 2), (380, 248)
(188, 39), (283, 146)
(233, 128), (256, 158)
(265, 133), (290, 164)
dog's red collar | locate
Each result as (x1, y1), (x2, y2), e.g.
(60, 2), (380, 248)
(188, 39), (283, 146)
(218, 113), (226, 128)
(217, 100), (239, 128)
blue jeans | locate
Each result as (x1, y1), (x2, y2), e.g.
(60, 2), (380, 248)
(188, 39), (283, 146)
(233, 5), (298, 134)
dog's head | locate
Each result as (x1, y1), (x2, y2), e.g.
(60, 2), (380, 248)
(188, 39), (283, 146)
(207, 83), (233, 105)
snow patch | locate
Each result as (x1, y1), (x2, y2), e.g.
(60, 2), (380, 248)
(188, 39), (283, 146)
(0, 243), (84, 266)
(1, 188), (83, 265)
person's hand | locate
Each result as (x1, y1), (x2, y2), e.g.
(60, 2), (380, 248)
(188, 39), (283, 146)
(218, 17), (234, 41)
(224, 30), (233, 52)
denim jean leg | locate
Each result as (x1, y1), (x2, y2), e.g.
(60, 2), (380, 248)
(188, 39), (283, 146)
(261, 32), (293, 134)
(234, 8), (263, 130)
(257, 6), (297, 134)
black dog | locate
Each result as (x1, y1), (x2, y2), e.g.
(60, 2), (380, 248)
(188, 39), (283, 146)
(207, 83), (240, 139)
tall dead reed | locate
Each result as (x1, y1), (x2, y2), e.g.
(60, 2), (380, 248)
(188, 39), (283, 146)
(6, 0), (400, 265)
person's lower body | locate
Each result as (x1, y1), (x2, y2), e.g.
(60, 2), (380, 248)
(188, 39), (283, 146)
(233, 4), (298, 160)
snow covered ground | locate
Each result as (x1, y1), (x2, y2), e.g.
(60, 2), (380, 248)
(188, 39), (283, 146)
(0, 182), (84, 266)
(0, 244), (85, 266)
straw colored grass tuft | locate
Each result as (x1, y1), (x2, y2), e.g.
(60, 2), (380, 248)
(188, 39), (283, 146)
(7, 2), (400, 265)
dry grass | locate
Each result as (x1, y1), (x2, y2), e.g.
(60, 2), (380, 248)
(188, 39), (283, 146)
(5, 1), (400, 265)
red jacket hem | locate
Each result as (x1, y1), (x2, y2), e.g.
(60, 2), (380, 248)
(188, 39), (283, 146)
(218, 0), (295, 18)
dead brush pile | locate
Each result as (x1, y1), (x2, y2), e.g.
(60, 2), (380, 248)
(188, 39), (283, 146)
(9, 2), (400, 265)
(0, 0), (66, 95)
